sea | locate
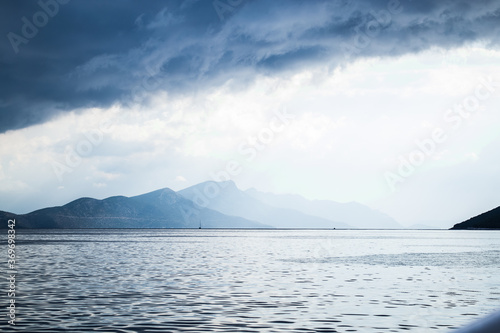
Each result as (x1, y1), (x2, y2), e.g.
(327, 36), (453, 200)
(1, 229), (500, 332)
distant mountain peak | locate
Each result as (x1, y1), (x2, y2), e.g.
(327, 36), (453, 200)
(179, 180), (242, 206)
(1, 184), (267, 229)
(179, 181), (351, 229)
(245, 188), (402, 229)
(192, 180), (238, 191)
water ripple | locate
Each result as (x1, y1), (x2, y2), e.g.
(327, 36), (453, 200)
(0, 229), (499, 332)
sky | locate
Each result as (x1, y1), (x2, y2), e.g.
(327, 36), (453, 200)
(1, 0), (499, 227)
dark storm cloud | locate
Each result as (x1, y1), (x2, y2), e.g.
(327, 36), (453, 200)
(1, 0), (499, 133)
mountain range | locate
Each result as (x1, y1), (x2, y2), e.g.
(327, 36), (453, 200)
(245, 188), (402, 229)
(0, 187), (267, 229)
(2, 180), (401, 229)
(179, 181), (351, 229)
(2, 181), (498, 229)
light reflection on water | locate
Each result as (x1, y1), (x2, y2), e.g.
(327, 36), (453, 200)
(1, 229), (500, 332)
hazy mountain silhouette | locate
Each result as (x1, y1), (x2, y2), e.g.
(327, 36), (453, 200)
(0, 188), (268, 229)
(245, 188), (402, 229)
(178, 181), (351, 229)
(450, 205), (500, 229)
(0, 181), (406, 229)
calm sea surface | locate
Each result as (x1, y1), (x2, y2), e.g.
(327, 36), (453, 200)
(2, 229), (500, 332)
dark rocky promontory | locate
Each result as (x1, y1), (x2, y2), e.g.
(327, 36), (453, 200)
(450, 206), (500, 230)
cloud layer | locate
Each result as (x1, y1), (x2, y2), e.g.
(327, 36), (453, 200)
(1, 0), (499, 132)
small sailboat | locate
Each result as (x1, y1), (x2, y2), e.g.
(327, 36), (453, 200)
(199, 219), (202, 229)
